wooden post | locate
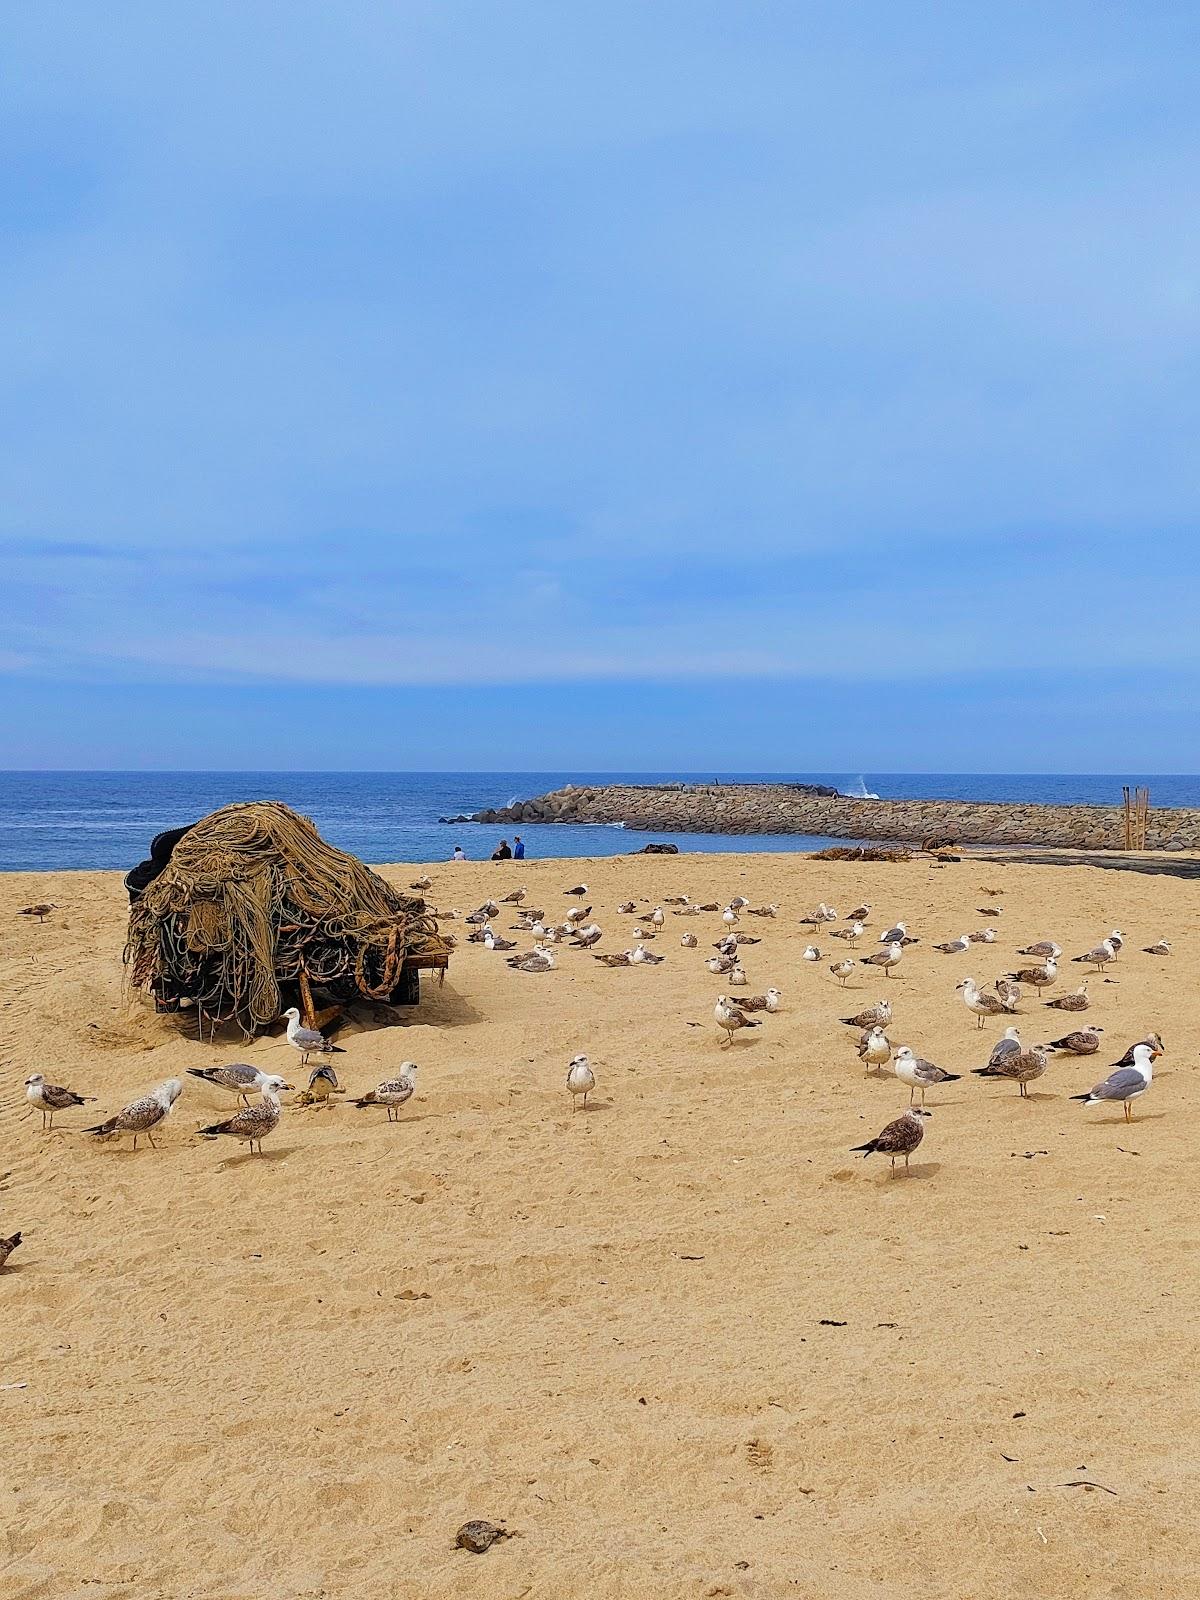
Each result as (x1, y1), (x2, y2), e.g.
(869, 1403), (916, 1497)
(298, 964), (316, 1029)
(1122, 786), (1132, 850)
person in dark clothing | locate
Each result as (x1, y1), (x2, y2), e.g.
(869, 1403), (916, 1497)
(491, 839), (513, 861)
(512, 836), (525, 859)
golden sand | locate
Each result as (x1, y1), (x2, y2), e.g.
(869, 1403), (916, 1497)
(2, 852), (1198, 1597)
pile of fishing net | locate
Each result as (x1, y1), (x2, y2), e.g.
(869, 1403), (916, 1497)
(810, 844), (913, 862)
(124, 801), (448, 1034)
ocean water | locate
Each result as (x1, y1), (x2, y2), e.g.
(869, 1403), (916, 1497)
(0, 771), (1193, 873)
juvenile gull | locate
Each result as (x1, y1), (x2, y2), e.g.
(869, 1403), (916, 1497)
(84, 1078), (183, 1150)
(23, 1073), (95, 1130)
(500, 886), (526, 904)
(1143, 939), (1172, 956)
(353, 1062), (418, 1121)
(734, 988), (782, 1013)
(19, 903), (55, 924)
(994, 977), (1022, 1013)
(829, 960), (855, 986)
(200, 1074), (290, 1154)
(860, 941), (902, 979)
(571, 923), (603, 949)
(282, 1008), (346, 1068)
(1045, 982), (1089, 1012)
(967, 928), (997, 944)
(1018, 940), (1063, 960)
(566, 1054), (595, 1110)
(747, 903), (779, 918)
(1003, 958), (1057, 993)
(972, 1041), (1047, 1097)
(850, 1106), (930, 1175)
(1045, 1026), (1104, 1056)
(707, 953), (738, 975)
(958, 977), (1006, 1028)
(857, 1025), (893, 1075)
(847, 903), (871, 923)
(0, 1231), (22, 1269)
(186, 1063), (271, 1105)
(680, 932), (698, 948)
(892, 1047), (961, 1105)
(728, 961), (748, 985)
(715, 995), (760, 1046)
(1071, 1042), (1158, 1122)
(841, 999), (892, 1030)
(830, 922), (864, 944)
(507, 948), (556, 973)
(934, 933), (971, 955)
(409, 874), (433, 891)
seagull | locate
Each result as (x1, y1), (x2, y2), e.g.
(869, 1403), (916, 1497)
(353, 1063), (418, 1121)
(18, 903), (55, 924)
(892, 1047), (961, 1104)
(734, 988), (782, 1013)
(186, 1063), (272, 1105)
(934, 934), (971, 955)
(483, 929), (518, 952)
(282, 1008), (346, 1067)
(803, 945), (821, 962)
(566, 1054), (595, 1110)
(728, 962), (748, 985)
(594, 952), (632, 967)
(1018, 940), (1062, 960)
(850, 1107), (930, 1175)
(817, 903), (838, 923)
(500, 887), (526, 904)
(649, 907), (665, 928)
(722, 907), (740, 927)
(200, 1074), (290, 1154)
(409, 874), (433, 891)
(508, 948), (556, 973)
(84, 1079), (183, 1150)
(630, 944), (664, 965)
(976, 906), (1003, 917)
(715, 995), (760, 1046)
(617, 901), (638, 914)
(994, 977), (1022, 1012)
(305, 1062), (342, 1107)
(1045, 982), (1089, 1011)
(565, 884), (589, 896)
(707, 953), (738, 975)
(847, 903), (871, 923)
(1002, 958), (1057, 993)
(841, 999), (891, 1030)
(564, 905), (592, 924)
(1070, 1043), (1158, 1122)
(1073, 939), (1116, 971)
(861, 942), (902, 978)
(1108, 929), (1125, 955)
(829, 959), (855, 986)
(1045, 1026), (1104, 1056)
(1112, 1032), (1164, 1067)
(971, 1041), (1047, 1097)
(857, 1026), (892, 1074)
(967, 928), (997, 944)
(958, 978), (1007, 1028)
(0, 1231), (22, 1269)
(1143, 939), (1172, 956)
(747, 904), (779, 918)
(571, 923), (603, 948)
(979, 1025), (1022, 1072)
(879, 921), (907, 944)
(714, 934), (740, 955)
(664, 895), (691, 907)
(680, 932), (698, 948)
(830, 922), (865, 944)
(729, 896), (751, 911)
(23, 1073), (95, 1129)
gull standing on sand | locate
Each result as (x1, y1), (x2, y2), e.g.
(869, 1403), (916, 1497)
(1071, 1043), (1158, 1121)
(830, 959), (854, 986)
(848, 903), (871, 923)
(861, 942), (902, 979)
(972, 1041), (1048, 1097)
(715, 996), (760, 1045)
(850, 1107), (930, 1175)
(1073, 939), (1116, 972)
(722, 907), (740, 928)
(957, 978), (1007, 1028)
(282, 1008), (346, 1068)
(84, 1079), (183, 1150)
(830, 921), (865, 944)
(1003, 958), (1057, 994)
(566, 1054), (595, 1110)
(23, 1073), (95, 1130)
(980, 1025), (1022, 1072)
(994, 977), (1021, 1012)
(186, 1063), (273, 1105)
(354, 1063), (418, 1120)
(200, 1074), (291, 1154)
(892, 1047), (961, 1105)
(841, 999), (892, 1030)
(649, 907), (665, 928)
(857, 1026), (893, 1074)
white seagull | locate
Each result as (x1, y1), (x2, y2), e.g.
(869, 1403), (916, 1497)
(566, 1054), (596, 1110)
(282, 1008), (346, 1067)
(1070, 1043), (1158, 1122)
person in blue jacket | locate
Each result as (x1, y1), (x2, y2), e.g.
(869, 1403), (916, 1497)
(513, 836), (526, 860)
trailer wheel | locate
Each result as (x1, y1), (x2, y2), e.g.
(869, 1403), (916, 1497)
(393, 963), (421, 1007)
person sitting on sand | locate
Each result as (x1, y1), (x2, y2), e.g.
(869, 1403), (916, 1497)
(513, 835), (525, 859)
(450, 845), (466, 862)
(491, 839), (513, 861)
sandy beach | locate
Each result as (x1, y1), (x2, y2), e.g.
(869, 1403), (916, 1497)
(3, 850), (1199, 1599)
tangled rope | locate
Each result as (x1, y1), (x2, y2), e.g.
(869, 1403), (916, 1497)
(123, 801), (446, 1033)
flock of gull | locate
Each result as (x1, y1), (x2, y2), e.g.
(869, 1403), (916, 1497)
(8, 871), (1174, 1232)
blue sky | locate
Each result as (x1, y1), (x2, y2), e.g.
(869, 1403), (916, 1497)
(4, 2), (1199, 769)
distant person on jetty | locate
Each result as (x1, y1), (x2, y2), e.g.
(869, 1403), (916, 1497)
(451, 845), (466, 862)
(491, 839), (513, 861)
(513, 835), (526, 859)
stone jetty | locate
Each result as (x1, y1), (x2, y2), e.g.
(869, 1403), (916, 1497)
(466, 782), (1200, 852)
